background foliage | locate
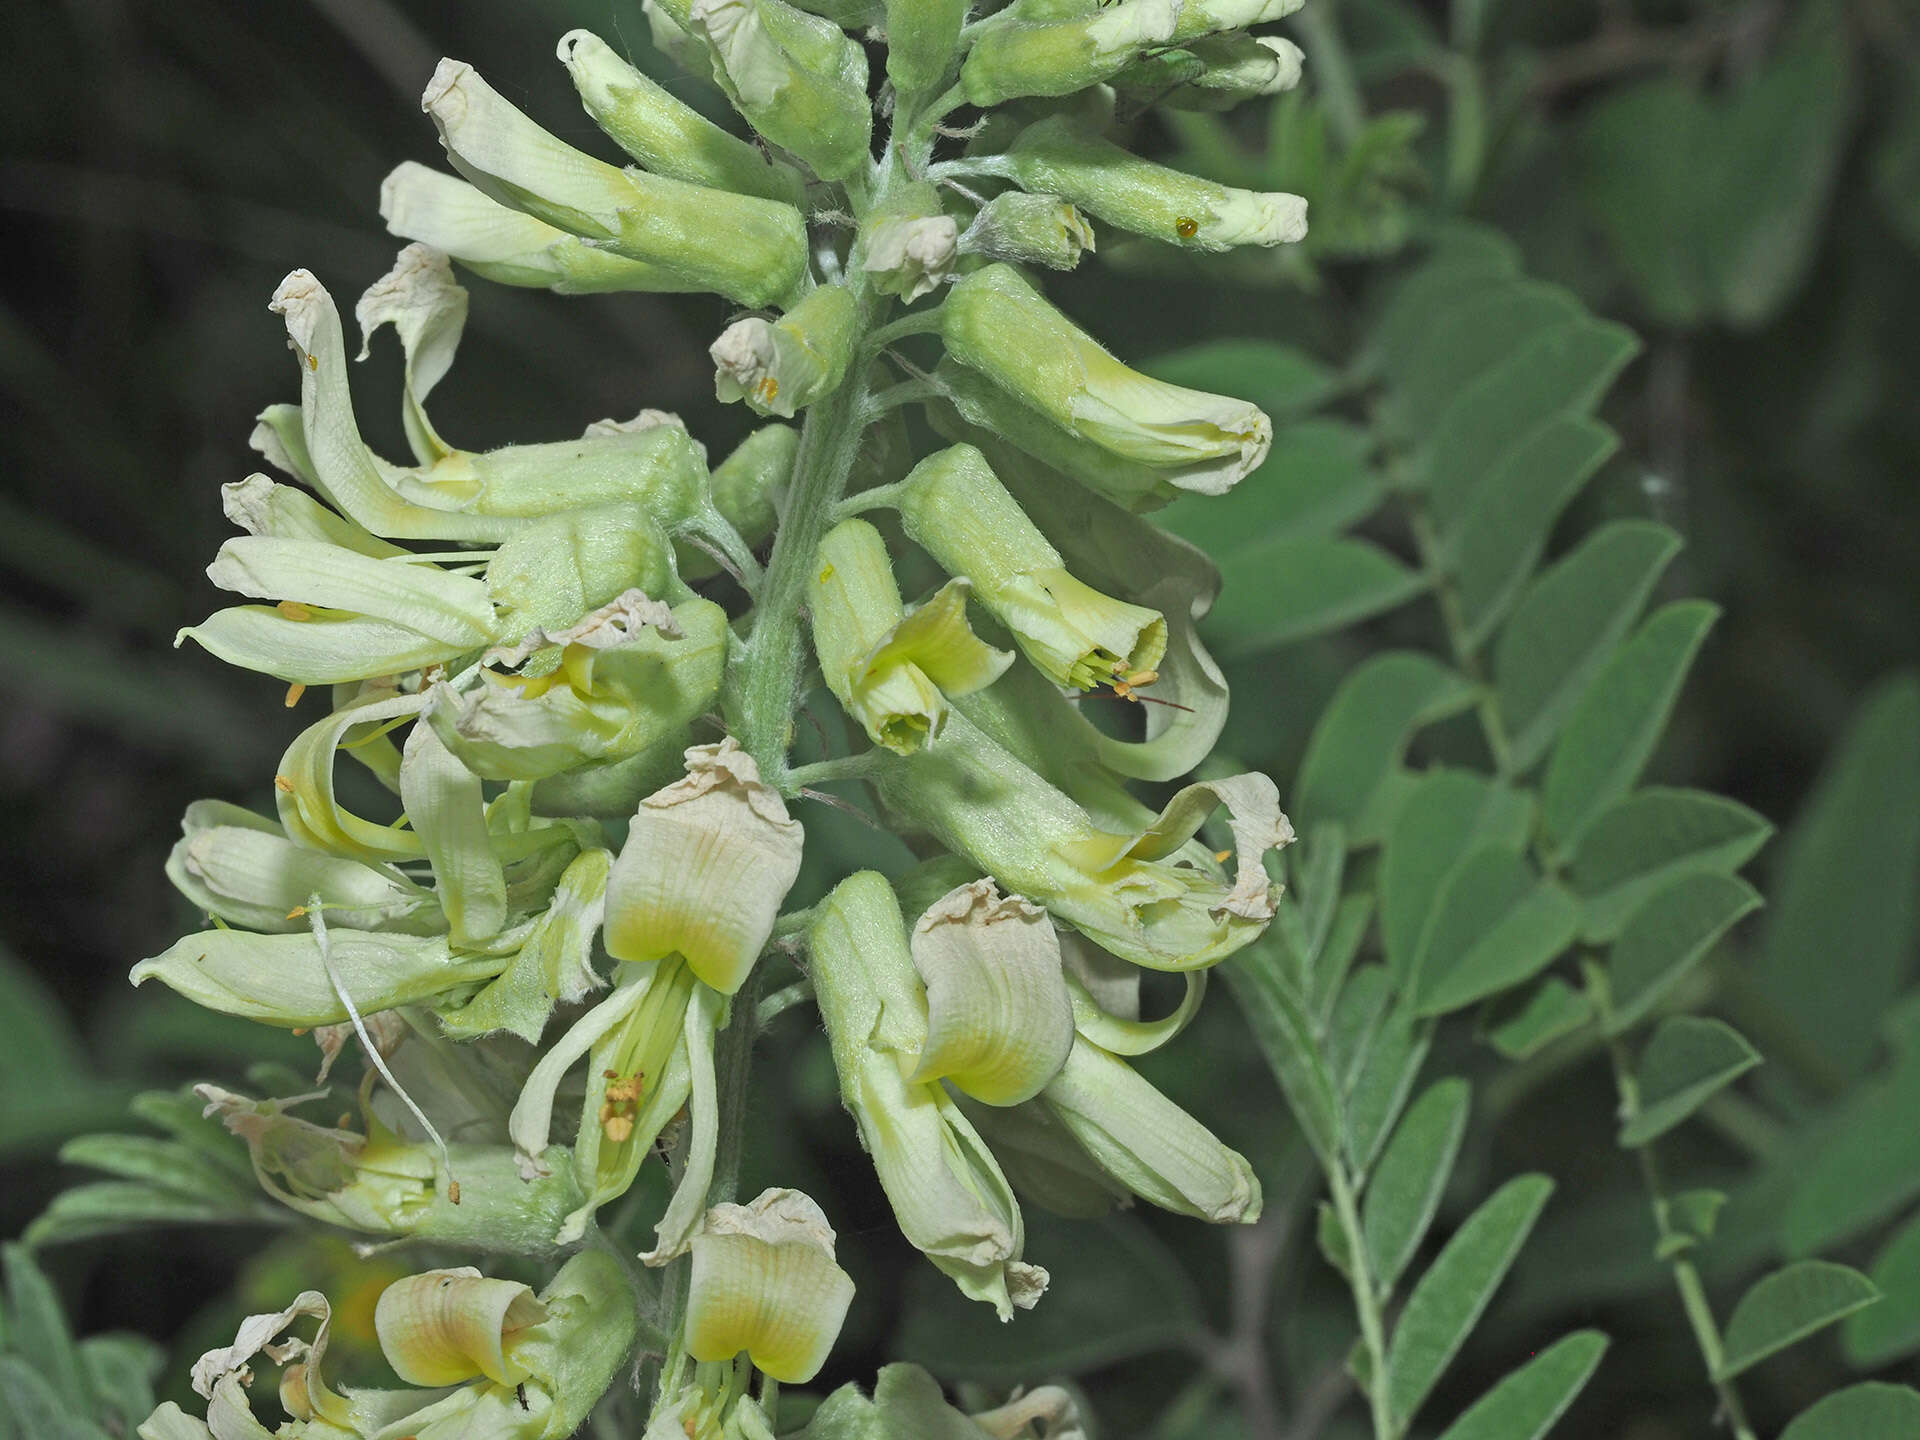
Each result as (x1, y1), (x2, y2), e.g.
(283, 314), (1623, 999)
(3, 0), (1919, 1436)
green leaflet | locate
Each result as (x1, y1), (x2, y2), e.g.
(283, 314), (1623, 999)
(1716, 1261), (1879, 1381)
(1385, 1174), (1555, 1432)
(1494, 521), (1681, 775)
(1619, 1016), (1761, 1148)
(1542, 601), (1719, 855)
(1293, 653), (1479, 843)
(1430, 1330), (1608, 1440)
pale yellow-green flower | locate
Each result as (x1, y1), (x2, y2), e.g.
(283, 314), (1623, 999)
(683, 1188), (856, 1382)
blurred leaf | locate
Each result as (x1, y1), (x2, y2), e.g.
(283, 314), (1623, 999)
(1430, 1330), (1608, 1440)
(1225, 947), (1343, 1168)
(1381, 771), (1533, 987)
(1203, 534), (1427, 658)
(0, 1357), (110, 1440)
(1873, 92), (1920, 254)
(1365, 237), (1519, 375)
(1779, 1384), (1920, 1440)
(1422, 320), (1639, 531)
(1327, 964), (1394, 1093)
(1576, 4), (1853, 328)
(1570, 788), (1772, 944)
(77, 1335), (161, 1439)
(24, 1181), (279, 1249)
(1495, 522), (1681, 775)
(1363, 1078), (1471, 1294)
(1846, 1209), (1920, 1367)
(893, 1214), (1205, 1381)
(1346, 1007), (1433, 1174)
(1620, 1017), (1761, 1148)
(1319, 1200), (1355, 1281)
(1658, 1189), (1729, 1261)
(1159, 420), (1381, 552)
(1753, 675), (1920, 1085)
(2, 1245), (89, 1414)
(1312, 894), (1377, 1027)
(1293, 653), (1479, 843)
(1784, 999), (1920, 1254)
(1484, 978), (1593, 1062)
(1410, 848), (1579, 1017)
(1144, 339), (1340, 421)
(1449, 416), (1620, 649)
(1381, 281), (1586, 439)
(1385, 1175), (1555, 1432)
(1542, 602), (1720, 855)
(1716, 1261), (1879, 1380)
(1604, 873), (1763, 1036)
(58, 1134), (257, 1205)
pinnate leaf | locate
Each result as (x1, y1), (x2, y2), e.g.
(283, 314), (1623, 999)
(1619, 1017), (1759, 1148)
(1779, 1384), (1920, 1440)
(1431, 1330), (1609, 1440)
(1364, 1078), (1471, 1294)
(1569, 787), (1771, 944)
(1603, 873), (1761, 1035)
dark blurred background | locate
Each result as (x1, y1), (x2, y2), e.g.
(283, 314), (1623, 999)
(3, 1), (1918, 1436)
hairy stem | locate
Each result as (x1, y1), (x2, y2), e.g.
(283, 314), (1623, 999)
(1327, 1163), (1395, 1440)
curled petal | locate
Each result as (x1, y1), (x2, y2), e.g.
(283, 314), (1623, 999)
(604, 738), (803, 994)
(374, 1267), (547, 1388)
(908, 881), (1075, 1106)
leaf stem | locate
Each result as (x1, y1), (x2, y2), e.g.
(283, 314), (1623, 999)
(1295, 4), (1367, 147)
(1327, 1162), (1395, 1440)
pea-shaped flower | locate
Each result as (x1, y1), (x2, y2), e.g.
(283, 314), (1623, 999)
(429, 592), (729, 783)
(893, 443), (1166, 692)
(941, 265), (1273, 503)
(811, 872), (1049, 1320)
(808, 517), (1012, 754)
(908, 880), (1076, 1107)
(603, 737), (804, 994)
(711, 283), (860, 419)
(684, 1188), (857, 1383)
(861, 198), (961, 302)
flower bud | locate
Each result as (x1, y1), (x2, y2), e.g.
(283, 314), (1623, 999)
(959, 191), (1096, 271)
(484, 504), (673, 635)
(810, 873), (1048, 1319)
(423, 58), (808, 307)
(884, 0), (967, 97)
(381, 162), (704, 295)
(941, 264), (1272, 499)
(1170, 0), (1306, 42)
(194, 1086), (586, 1256)
(908, 881), (1075, 1106)
(133, 928), (504, 1028)
(557, 29), (808, 206)
(604, 738), (804, 993)
(863, 213), (960, 302)
(709, 423), (795, 548)
(712, 282), (860, 418)
(684, 1188), (857, 1382)
(893, 443), (1166, 691)
(1119, 34), (1305, 111)
(960, 0), (1179, 107)
(166, 799), (445, 937)
(434, 593), (728, 782)
(179, 533), (500, 686)
(688, 0), (873, 182)
(1003, 115), (1307, 250)
(1040, 1036), (1261, 1222)
(808, 518), (1012, 754)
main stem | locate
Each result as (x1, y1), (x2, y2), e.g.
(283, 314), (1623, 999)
(1327, 1163), (1395, 1440)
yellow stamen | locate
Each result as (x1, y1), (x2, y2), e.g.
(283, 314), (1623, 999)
(284, 682), (307, 708)
(274, 774), (296, 793)
(277, 600), (313, 621)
